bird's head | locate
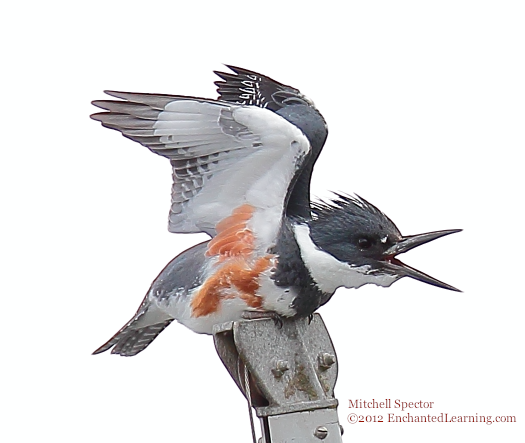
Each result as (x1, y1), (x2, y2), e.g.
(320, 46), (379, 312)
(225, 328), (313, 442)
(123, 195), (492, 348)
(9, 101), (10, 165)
(305, 194), (461, 292)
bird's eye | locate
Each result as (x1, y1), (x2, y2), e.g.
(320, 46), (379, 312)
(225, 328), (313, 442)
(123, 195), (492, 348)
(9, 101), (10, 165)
(358, 237), (373, 250)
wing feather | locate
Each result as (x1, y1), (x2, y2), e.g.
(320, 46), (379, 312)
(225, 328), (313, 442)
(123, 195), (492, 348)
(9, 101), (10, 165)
(91, 92), (311, 246)
(214, 66), (327, 219)
(214, 65), (315, 110)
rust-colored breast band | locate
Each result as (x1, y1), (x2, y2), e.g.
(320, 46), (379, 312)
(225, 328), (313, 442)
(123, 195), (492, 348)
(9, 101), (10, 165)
(190, 255), (274, 318)
(206, 204), (256, 258)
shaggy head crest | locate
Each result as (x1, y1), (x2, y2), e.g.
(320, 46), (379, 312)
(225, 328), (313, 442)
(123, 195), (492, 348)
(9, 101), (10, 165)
(311, 193), (400, 234)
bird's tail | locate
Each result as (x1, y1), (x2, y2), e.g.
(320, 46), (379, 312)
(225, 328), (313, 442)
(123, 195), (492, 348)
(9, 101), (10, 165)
(93, 308), (173, 357)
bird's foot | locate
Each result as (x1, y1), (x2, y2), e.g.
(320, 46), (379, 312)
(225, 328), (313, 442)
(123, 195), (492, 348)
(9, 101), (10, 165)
(242, 310), (283, 328)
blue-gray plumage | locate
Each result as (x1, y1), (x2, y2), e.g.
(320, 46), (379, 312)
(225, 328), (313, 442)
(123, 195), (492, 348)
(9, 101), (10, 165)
(93, 242), (209, 356)
(150, 242), (209, 302)
(276, 104), (328, 218)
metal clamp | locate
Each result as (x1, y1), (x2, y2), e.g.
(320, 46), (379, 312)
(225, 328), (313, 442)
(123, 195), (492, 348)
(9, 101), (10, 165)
(213, 314), (343, 442)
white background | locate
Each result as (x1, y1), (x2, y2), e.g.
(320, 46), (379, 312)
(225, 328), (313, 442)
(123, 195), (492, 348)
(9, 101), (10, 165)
(2, 1), (524, 442)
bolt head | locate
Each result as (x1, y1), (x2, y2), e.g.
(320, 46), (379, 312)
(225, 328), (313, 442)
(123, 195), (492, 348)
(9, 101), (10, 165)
(318, 352), (336, 369)
(271, 359), (289, 378)
(314, 426), (328, 439)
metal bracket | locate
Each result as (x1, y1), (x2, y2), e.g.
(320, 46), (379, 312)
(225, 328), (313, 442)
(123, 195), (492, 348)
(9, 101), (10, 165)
(213, 314), (343, 442)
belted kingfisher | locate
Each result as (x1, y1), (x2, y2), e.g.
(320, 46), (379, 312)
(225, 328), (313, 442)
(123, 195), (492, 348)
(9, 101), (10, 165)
(91, 66), (460, 357)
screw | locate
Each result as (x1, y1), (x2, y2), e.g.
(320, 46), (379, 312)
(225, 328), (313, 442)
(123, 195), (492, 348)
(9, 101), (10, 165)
(314, 426), (328, 440)
(271, 360), (289, 378)
(318, 352), (336, 369)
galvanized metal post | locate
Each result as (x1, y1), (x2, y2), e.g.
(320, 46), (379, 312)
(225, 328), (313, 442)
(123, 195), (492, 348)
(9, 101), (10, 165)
(213, 314), (344, 442)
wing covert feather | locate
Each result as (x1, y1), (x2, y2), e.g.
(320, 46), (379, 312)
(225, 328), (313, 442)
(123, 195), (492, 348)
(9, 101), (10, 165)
(91, 93), (311, 245)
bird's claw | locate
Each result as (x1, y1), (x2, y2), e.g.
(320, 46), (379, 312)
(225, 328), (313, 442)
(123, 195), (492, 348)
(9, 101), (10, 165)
(242, 310), (283, 328)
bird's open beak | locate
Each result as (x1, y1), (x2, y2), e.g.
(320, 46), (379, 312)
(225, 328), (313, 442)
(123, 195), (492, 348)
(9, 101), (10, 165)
(382, 229), (462, 292)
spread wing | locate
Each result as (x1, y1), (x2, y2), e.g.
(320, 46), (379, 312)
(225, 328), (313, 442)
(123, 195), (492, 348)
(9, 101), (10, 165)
(215, 65), (316, 111)
(91, 92), (311, 248)
(215, 66), (328, 218)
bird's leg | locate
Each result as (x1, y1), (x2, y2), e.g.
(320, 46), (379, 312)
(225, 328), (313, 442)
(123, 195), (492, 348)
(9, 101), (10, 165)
(242, 310), (283, 328)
